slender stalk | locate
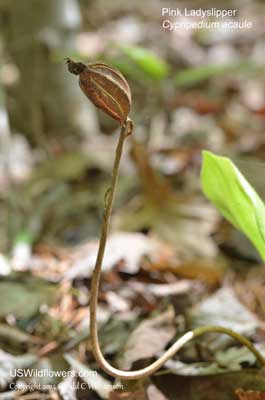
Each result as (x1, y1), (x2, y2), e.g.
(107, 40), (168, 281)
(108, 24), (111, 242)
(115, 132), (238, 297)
(89, 118), (265, 380)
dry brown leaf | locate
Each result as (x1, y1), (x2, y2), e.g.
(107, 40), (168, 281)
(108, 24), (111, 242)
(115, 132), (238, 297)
(64, 232), (161, 279)
(118, 308), (176, 370)
(128, 280), (194, 298)
(109, 391), (146, 400)
(147, 384), (168, 400)
(147, 258), (225, 286)
(235, 388), (265, 400)
(190, 287), (260, 336)
(235, 267), (265, 321)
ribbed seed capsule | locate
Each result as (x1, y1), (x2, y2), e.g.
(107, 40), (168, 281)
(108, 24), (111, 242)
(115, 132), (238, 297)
(66, 59), (131, 123)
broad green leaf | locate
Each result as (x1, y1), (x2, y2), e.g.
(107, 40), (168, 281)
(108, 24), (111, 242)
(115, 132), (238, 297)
(174, 62), (251, 87)
(120, 45), (169, 80)
(0, 277), (57, 319)
(201, 151), (265, 260)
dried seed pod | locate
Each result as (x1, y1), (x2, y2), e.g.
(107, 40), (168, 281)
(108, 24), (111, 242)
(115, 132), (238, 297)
(66, 58), (131, 123)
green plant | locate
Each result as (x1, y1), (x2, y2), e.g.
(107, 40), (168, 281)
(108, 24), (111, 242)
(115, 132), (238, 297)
(201, 151), (265, 261)
(66, 59), (265, 380)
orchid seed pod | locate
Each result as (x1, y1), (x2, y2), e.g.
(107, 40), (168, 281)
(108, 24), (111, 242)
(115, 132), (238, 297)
(65, 57), (265, 381)
(66, 58), (131, 123)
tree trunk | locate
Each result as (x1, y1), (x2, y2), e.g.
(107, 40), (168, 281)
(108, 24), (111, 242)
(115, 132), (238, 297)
(1, 0), (93, 145)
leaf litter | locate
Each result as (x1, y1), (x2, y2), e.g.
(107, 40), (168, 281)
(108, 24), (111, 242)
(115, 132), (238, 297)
(2, 1), (265, 399)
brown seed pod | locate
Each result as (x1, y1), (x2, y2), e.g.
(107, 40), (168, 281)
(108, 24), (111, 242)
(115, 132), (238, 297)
(65, 58), (131, 123)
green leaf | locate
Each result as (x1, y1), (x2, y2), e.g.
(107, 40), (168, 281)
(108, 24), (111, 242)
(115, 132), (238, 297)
(0, 277), (57, 319)
(201, 151), (265, 260)
(120, 45), (169, 80)
(174, 62), (251, 87)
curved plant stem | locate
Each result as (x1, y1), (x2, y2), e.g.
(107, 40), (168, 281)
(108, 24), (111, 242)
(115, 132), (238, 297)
(89, 118), (265, 380)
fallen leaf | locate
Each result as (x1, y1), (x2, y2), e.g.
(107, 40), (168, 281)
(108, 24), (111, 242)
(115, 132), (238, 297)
(27, 355), (69, 386)
(148, 259), (225, 286)
(118, 308), (176, 370)
(162, 344), (265, 376)
(163, 359), (223, 376)
(0, 277), (57, 319)
(109, 390), (146, 400)
(105, 291), (131, 313)
(58, 376), (77, 400)
(216, 346), (258, 371)
(153, 369), (265, 400)
(64, 354), (112, 399)
(189, 287), (260, 350)
(115, 198), (219, 262)
(128, 280), (194, 298)
(0, 323), (38, 346)
(235, 268), (265, 321)
(0, 350), (36, 390)
(64, 232), (160, 279)
(135, 280), (194, 297)
(147, 384), (169, 400)
(235, 388), (265, 400)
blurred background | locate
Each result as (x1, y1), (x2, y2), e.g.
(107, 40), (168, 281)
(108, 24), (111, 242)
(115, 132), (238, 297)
(1, 0), (265, 399)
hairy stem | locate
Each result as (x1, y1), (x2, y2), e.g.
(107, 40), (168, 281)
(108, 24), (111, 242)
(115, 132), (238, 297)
(89, 118), (265, 380)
